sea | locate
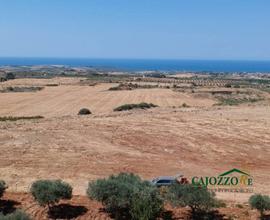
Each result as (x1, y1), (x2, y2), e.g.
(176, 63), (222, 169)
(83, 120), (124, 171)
(1, 57), (270, 73)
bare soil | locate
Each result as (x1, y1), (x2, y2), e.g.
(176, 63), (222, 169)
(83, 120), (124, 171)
(1, 192), (265, 220)
(0, 78), (269, 219)
(0, 79), (214, 117)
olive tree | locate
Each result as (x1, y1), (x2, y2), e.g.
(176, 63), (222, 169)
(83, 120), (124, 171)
(249, 194), (270, 218)
(30, 180), (72, 211)
(0, 180), (7, 199)
(130, 186), (163, 220)
(0, 210), (31, 220)
(87, 173), (163, 220)
(167, 183), (217, 213)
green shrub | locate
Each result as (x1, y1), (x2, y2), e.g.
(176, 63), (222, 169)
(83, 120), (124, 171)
(1, 86), (43, 93)
(181, 103), (189, 108)
(87, 173), (163, 219)
(87, 173), (140, 212)
(167, 183), (217, 213)
(5, 73), (15, 80)
(214, 199), (227, 208)
(0, 116), (44, 122)
(216, 97), (262, 106)
(249, 194), (270, 217)
(45, 84), (59, 87)
(130, 188), (163, 220)
(0, 180), (7, 199)
(78, 108), (92, 115)
(114, 103), (158, 111)
(0, 210), (31, 220)
(31, 180), (72, 209)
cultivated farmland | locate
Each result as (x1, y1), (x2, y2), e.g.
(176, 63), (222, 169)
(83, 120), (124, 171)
(0, 75), (270, 219)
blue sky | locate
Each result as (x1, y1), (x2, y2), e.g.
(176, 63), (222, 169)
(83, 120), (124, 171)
(0, 0), (269, 60)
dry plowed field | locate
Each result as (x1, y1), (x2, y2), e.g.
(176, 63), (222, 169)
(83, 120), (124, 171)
(0, 78), (270, 218)
(0, 79), (214, 117)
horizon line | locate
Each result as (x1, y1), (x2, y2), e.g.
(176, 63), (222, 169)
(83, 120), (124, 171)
(0, 56), (270, 62)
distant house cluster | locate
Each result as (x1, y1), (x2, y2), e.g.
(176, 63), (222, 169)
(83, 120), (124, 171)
(0, 72), (15, 82)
